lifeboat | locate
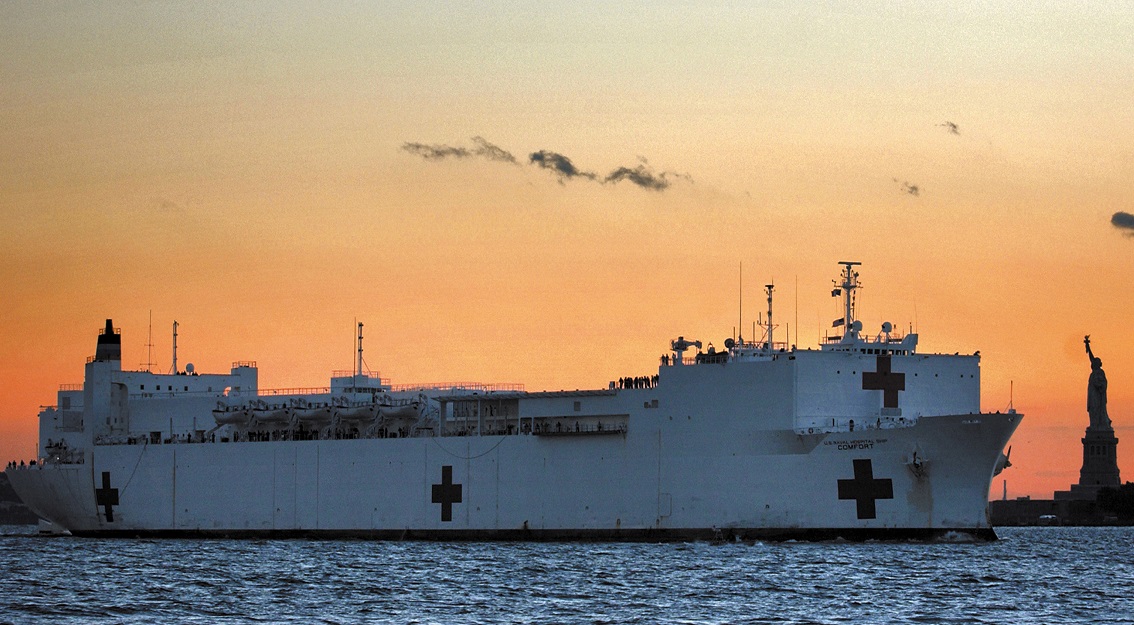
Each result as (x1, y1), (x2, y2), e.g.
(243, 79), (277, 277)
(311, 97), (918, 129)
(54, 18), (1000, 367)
(378, 403), (420, 422)
(212, 402), (253, 426)
(295, 403), (335, 427)
(251, 401), (291, 425)
(335, 403), (379, 426)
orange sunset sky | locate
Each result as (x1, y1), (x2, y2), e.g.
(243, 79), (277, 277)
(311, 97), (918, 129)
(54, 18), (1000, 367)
(2, 3), (1132, 500)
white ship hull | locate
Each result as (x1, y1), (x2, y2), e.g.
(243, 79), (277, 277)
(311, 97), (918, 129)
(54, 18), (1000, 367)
(4, 265), (1022, 540)
(9, 411), (1017, 540)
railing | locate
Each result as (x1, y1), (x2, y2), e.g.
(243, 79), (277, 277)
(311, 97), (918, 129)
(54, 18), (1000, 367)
(331, 370), (385, 379)
(389, 382), (525, 393)
(260, 386), (331, 397)
(822, 331), (906, 345)
(59, 384), (83, 391)
(232, 361), (257, 369)
(534, 422), (627, 437)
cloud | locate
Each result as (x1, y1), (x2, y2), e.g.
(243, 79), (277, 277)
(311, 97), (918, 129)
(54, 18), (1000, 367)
(155, 197), (183, 211)
(1112, 211), (1134, 235)
(604, 165), (671, 191)
(893, 179), (920, 197)
(470, 136), (516, 163)
(404, 137), (690, 192)
(530, 152), (691, 191)
(938, 121), (960, 135)
(529, 150), (598, 182)
(402, 142), (471, 161)
(401, 136), (517, 163)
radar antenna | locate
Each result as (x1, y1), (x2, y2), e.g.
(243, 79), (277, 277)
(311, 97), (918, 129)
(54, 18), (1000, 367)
(141, 310), (157, 372)
(670, 336), (702, 365)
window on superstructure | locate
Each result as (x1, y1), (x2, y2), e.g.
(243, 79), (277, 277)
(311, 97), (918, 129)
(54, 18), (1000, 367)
(574, 401), (581, 412)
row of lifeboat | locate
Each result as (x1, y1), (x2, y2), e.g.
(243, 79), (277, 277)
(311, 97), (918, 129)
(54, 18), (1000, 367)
(213, 395), (425, 431)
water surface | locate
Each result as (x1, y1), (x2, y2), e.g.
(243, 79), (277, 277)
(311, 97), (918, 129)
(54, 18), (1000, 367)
(1, 526), (1130, 624)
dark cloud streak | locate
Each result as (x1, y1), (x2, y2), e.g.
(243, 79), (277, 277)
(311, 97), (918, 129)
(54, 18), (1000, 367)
(531, 152), (690, 191)
(529, 150), (597, 182)
(1112, 211), (1134, 235)
(893, 178), (920, 197)
(604, 165), (670, 191)
(471, 136), (516, 163)
(401, 142), (471, 161)
(404, 137), (689, 192)
(402, 137), (517, 163)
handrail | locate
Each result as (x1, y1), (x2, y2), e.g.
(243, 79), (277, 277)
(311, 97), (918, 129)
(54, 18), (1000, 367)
(260, 387), (331, 397)
(331, 370), (384, 379)
(389, 382), (525, 393)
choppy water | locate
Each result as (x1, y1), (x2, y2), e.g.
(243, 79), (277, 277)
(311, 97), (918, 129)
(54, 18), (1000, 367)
(0, 526), (1131, 624)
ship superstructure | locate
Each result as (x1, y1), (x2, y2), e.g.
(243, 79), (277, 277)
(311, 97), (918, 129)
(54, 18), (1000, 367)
(7, 263), (1019, 540)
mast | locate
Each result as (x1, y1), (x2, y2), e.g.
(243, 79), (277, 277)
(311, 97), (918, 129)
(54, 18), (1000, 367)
(738, 262), (743, 344)
(171, 320), (179, 374)
(834, 261), (862, 331)
(142, 310), (156, 372)
(357, 322), (364, 377)
(764, 283), (775, 351)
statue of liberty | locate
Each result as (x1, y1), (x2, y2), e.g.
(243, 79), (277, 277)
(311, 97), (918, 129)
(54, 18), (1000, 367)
(1085, 336), (1112, 430)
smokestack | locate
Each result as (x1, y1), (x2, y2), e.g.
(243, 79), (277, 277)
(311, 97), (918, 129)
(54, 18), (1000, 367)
(94, 319), (121, 362)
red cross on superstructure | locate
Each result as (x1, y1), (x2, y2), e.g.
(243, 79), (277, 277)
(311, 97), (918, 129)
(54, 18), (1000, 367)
(862, 354), (905, 408)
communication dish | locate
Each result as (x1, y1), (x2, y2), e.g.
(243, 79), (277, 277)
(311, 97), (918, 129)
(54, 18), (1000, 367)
(186, 363), (195, 374)
(852, 320), (863, 332)
(882, 322), (893, 334)
(724, 338), (735, 349)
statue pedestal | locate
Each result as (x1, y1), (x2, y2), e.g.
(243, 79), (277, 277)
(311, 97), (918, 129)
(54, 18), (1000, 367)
(1054, 427), (1120, 501)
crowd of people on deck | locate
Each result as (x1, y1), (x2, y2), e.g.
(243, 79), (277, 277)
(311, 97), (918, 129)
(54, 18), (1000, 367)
(617, 375), (658, 390)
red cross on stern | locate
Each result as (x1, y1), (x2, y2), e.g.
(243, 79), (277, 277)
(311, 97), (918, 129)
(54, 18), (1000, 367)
(95, 471), (119, 522)
(862, 354), (905, 408)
